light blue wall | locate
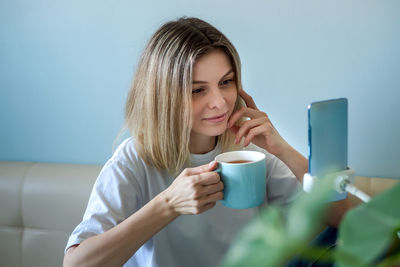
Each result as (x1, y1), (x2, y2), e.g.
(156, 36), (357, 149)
(1, 1), (399, 177)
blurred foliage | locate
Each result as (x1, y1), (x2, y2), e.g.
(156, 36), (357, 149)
(336, 183), (400, 267)
(221, 179), (400, 267)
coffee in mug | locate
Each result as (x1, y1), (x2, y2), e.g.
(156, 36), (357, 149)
(227, 160), (253, 164)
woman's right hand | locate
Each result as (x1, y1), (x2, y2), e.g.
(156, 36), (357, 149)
(163, 161), (224, 215)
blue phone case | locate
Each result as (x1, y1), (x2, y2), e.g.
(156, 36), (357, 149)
(308, 98), (348, 201)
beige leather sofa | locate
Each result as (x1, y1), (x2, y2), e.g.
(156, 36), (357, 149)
(0, 161), (398, 267)
(0, 162), (101, 267)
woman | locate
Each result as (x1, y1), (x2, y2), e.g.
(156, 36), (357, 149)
(64, 17), (350, 267)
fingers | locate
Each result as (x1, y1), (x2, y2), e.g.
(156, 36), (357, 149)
(195, 191), (224, 214)
(184, 161), (218, 176)
(233, 117), (268, 144)
(200, 172), (221, 186)
(239, 88), (258, 109)
(182, 161), (222, 187)
(196, 181), (224, 199)
(242, 124), (268, 147)
(228, 106), (271, 145)
(183, 169), (220, 188)
(227, 106), (262, 128)
(178, 183), (223, 215)
(188, 174), (224, 213)
(171, 162), (224, 215)
(204, 190), (224, 204)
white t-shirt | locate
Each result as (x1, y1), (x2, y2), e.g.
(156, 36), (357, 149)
(66, 138), (301, 267)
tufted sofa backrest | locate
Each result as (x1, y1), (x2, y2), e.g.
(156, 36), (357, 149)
(0, 161), (101, 267)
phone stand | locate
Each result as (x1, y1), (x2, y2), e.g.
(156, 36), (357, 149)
(303, 167), (371, 203)
(303, 168), (354, 193)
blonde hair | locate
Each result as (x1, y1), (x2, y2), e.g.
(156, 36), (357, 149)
(124, 17), (244, 175)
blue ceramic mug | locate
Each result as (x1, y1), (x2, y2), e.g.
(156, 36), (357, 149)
(215, 150), (266, 209)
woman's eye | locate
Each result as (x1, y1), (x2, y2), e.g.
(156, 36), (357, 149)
(192, 87), (205, 94)
(221, 79), (234, 86)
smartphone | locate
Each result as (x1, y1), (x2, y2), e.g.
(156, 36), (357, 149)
(308, 98), (348, 201)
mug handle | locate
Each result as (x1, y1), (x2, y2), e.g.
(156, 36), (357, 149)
(214, 166), (221, 174)
(213, 165), (226, 203)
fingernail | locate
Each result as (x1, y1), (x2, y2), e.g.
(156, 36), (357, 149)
(209, 160), (216, 167)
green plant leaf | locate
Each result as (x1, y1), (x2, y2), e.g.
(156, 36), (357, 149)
(336, 182), (400, 267)
(221, 177), (335, 267)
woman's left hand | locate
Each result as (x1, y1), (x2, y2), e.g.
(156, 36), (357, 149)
(227, 88), (289, 157)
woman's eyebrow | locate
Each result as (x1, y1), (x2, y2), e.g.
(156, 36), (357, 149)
(221, 69), (234, 79)
(192, 69), (234, 84)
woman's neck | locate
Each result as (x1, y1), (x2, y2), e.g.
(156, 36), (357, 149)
(189, 134), (217, 154)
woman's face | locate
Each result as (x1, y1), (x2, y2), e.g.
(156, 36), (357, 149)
(190, 49), (238, 140)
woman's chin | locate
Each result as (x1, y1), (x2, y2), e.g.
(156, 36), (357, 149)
(208, 126), (228, 137)
(192, 121), (229, 138)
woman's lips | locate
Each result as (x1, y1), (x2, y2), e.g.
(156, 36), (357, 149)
(203, 113), (227, 123)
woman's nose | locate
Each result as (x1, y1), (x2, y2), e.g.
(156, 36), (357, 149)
(208, 88), (226, 109)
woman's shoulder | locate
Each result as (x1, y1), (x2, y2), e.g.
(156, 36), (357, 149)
(111, 137), (138, 161)
(104, 137), (147, 175)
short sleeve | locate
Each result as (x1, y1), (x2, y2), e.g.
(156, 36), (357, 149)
(65, 159), (142, 252)
(266, 156), (302, 206)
